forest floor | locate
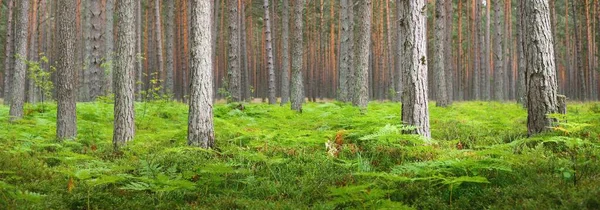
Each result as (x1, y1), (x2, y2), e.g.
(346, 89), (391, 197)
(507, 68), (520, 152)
(0, 100), (599, 209)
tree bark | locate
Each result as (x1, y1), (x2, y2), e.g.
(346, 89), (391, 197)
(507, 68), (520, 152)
(484, 0), (491, 100)
(517, 0), (527, 107)
(434, 0), (449, 107)
(113, 0), (137, 149)
(56, 0), (77, 140)
(353, 0), (372, 110)
(105, 0), (114, 95)
(165, 0), (175, 95)
(86, 0), (105, 101)
(445, 0), (454, 104)
(338, 0), (354, 102)
(153, 0), (165, 95)
(27, 0), (39, 104)
(228, 0), (241, 102)
(264, 0), (276, 104)
(571, 0), (586, 100)
(9, 0), (29, 121)
(395, 0), (405, 102)
(493, 0), (504, 101)
(401, 0), (431, 138)
(280, 0), (290, 105)
(3, 0), (14, 105)
(136, 0), (143, 101)
(290, 0), (304, 112)
(524, 0), (558, 135)
(188, 0), (215, 148)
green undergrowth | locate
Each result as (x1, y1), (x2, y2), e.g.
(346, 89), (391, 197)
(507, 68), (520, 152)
(0, 101), (599, 209)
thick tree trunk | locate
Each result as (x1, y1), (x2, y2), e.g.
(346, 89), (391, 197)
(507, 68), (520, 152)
(524, 0), (558, 135)
(280, 0), (290, 105)
(188, 0), (215, 148)
(228, 0), (241, 102)
(353, 0), (372, 109)
(165, 0), (175, 95)
(264, 0), (276, 104)
(434, 0), (449, 107)
(290, 0), (304, 112)
(113, 0), (137, 149)
(105, 0), (114, 94)
(3, 0), (14, 105)
(401, 0), (431, 138)
(493, 0), (504, 101)
(56, 0), (77, 140)
(87, 0), (105, 101)
(338, 0), (351, 102)
(9, 0), (29, 121)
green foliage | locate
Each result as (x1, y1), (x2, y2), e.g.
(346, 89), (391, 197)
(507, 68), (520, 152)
(18, 54), (55, 102)
(0, 101), (599, 209)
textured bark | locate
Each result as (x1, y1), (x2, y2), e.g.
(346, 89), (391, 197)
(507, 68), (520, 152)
(445, 0), (454, 104)
(338, 0), (353, 102)
(290, 0), (304, 112)
(165, 0), (175, 95)
(56, 0), (77, 140)
(264, 0), (276, 104)
(493, 0), (504, 101)
(524, 0), (558, 135)
(188, 0), (215, 148)
(136, 0), (143, 101)
(395, 0), (405, 101)
(280, 0), (290, 105)
(353, 0), (372, 109)
(3, 0), (14, 105)
(484, 0), (491, 100)
(28, 0), (39, 103)
(571, 0), (586, 100)
(113, 0), (137, 148)
(227, 0), (241, 102)
(517, 0), (527, 107)
(401, 0), (430, 138)
(9, 0), (29, 121)
(105, 0), (114, 94)
(240, 0), (250, 101)
(434, 0), (448, 107)
(87, 0), (105, 101)
(473, 0), (481, 100)
(154, 0), (165, 94)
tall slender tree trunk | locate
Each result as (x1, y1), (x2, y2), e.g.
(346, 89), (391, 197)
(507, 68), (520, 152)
(228, 0), (241, 102)
(338, 0), (351, 102)
(517, 0), (527, 107)
(188, 0), (215, 148)
(240, 0), (251, 101)
(113, 0), (137, 149)
(493, 0), (504, 100)
(105, 0), (114, 95)
(395, 0), (405, 102)
(445, 0), (454, 104)
(264, 0), (276, 104)
(473, 0), (481, 100)
(280, 0), (290, 104)
(56, 0), (77, 140)
(434, 0), (449, 107)
(401, 0), (431, 138)
(87, 0), (105, 101)
(290, 0), (304, 112)
(572, 0), (587, 100)
(9, 0), (29, 121)
(524, 0), (558, 135)
(482, 0), (491, 100)
(28, 0), (39, 104)
(153, 0), (165, 95)
(165, 0), (175, 95)
(136, 0), (143, 101)
(353, 0), (372, 109)
(3, 0), (14, 105)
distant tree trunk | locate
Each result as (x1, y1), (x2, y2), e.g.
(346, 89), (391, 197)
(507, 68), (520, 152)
(401, 0), (431, 138)
(571, 0), (586, 101)
(165, 0), (175, 95)
(153, 0), (165, 95)
(290, 0), (304, 112)
(228, 0), (241, 102)
(9, 0), (29, 122)
(188, 0), (215, 148)
(353, 0), (372, 109)
(264, 0), (276, 104)
(445, 0), (454, 104)
(524, 0), (558, 135)
(484, 0), (491, 100)
(28, 0), (39, 104)
(56, 0), (77, 140)
(113, 0), (136, 149)
(517, 0), (527, 107)
(280, 0), (290, 105)
(434, 0), (449, 107)
(3, 0), (14, 105)
(136, 0), (143, 101)
(473, 0), (481, 100)
(395, 0), (405, 101)
(493, 0), (504, 100)
(87, 0), (105, 101)
(240, 0), (251, 101)
(105, 0), (114, 95)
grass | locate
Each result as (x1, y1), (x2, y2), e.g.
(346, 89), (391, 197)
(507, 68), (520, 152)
(0, 100), (599, 209)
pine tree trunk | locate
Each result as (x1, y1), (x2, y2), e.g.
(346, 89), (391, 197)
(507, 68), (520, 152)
(353, 0), (372, 109)
(395, 0), (405, 102)
(113, 0), (137, 149)
(484, 0), (491, 100)
(228, 0), (241, 102)
(136, 0), (143, 101)
(153, 0), (165, 95)
(493, 0), (504, 101)
(280, 0), (290, 105)
(473, 0), (481, 100)
(165, 0), (175, 95)
(87, 0), (105, 101)
(9, 0), (29, 121)
(517, 0), (527, 107)
(338, 0), (351, 102)
(290, 0), (304, 112)
(401, 0), (431, 138)
(56, 0), (77, 140)
(571, 0), (586, 100)
(445, 0), (454, 104)
(188, 0), (215, 148)
(264, 0), (276, 104)
(3, 0), (14, 105)
(524, 0), (558, 135)
(240, 0), (251, 101)
(105, 0), (114, 95)
(434, 0), (449, 107)
(28, 0), (39, 104)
